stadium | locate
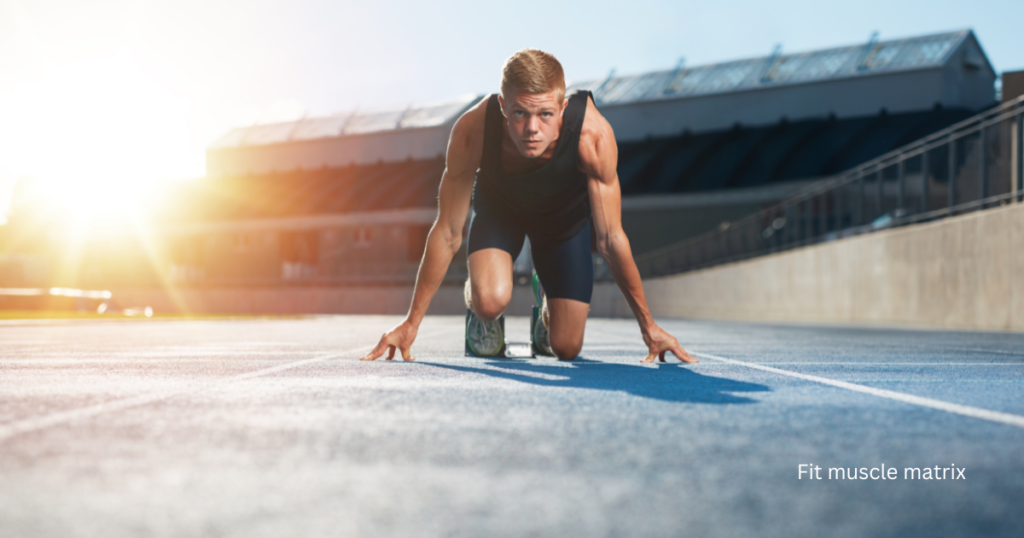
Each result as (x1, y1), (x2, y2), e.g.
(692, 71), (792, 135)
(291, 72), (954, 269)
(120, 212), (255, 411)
(2, 14), (1024, 538)
(3, 30), (1016, 318)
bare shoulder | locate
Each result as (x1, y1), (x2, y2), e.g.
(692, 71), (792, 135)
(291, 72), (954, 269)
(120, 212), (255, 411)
(578, 95), (617, 180)
(447, 95), (490, 174)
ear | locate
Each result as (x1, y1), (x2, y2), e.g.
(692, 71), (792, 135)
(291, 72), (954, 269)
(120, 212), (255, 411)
(561, 98), (568, 115)
(498, 95), (507, 118)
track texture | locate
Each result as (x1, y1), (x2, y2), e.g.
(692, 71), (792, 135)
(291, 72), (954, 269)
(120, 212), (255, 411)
(1, 316), (1022, 537)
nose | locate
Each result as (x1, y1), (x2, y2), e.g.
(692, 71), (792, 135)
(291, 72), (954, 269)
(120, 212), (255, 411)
(525, 115), (540, 134)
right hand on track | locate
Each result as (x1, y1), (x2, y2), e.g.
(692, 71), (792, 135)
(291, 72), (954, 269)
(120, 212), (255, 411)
(360, 320), (418, 361)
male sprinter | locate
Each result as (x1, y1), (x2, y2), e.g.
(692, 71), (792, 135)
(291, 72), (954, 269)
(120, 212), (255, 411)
(361, 49), (696, 364)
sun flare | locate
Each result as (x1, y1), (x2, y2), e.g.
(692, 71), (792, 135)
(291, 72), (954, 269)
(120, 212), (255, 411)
(2, 49), (197, 224)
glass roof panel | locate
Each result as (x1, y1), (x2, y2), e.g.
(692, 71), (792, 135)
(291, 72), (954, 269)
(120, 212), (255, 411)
(862, 43), (901, 70)
(213, 31), (973, 150)
(241, 122), (299, 146)
(290, 114), (350, 141)
(343, 109), (406, 135)
(399, 95), (478, 129)
(209, 127), (250, 149)
(570, 30), (970, 105)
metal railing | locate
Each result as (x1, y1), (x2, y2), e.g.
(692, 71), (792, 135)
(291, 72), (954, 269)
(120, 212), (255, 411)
(635, 95), (1024, 278)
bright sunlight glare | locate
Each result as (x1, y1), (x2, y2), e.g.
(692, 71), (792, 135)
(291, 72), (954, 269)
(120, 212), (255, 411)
(0, 48), (195, 223)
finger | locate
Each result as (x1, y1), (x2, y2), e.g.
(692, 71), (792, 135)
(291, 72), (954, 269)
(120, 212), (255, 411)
(658, 350), (666, 362)
(641, 351), (656, 363)
(673, 344), (699, 363)
(360, 340), (386, 361)
(386, 345), (396, 360)
(401, 346), (415, 361)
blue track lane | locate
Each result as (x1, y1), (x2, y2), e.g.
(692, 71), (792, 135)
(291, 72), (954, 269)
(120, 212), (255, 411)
(0, 316), (1021, 537)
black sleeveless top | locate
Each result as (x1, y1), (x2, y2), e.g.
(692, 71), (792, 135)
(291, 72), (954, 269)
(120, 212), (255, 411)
(474, 89), (593, 242)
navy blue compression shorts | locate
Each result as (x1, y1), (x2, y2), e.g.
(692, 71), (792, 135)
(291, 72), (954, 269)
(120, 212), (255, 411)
(467, 196), (594, 304)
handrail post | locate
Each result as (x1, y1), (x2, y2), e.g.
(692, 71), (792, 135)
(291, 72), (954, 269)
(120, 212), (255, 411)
(948, 135), (956, 214)
(921, 148), (930, 213)
(897, 156), (905, 213)
(979, 125), (987, 204)
(857, 171), (865, 225)
(784, 203), (793, 247)
(876, 168), (883, 218)
(1017, 107), (1024, 203)
(802, 198), (809, 242)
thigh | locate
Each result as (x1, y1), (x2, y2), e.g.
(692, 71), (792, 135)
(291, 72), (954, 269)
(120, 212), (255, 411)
(467, 198), (526, 262)
(467, 200), (526, 305)
(529, 220), (594, 303)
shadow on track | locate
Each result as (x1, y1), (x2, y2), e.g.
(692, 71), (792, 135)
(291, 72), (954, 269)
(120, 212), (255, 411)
(420, 359), (770, 404)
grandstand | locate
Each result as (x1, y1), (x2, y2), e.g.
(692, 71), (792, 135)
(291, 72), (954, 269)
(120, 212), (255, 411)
(159, 30), (993, 283)
(0, 30), (1002, 292)
(208, 30), (993, 176)
(571, 30), (994, 139)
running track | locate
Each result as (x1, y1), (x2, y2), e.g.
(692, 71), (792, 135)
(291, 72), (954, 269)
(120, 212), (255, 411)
(1, 316), (1022, 537)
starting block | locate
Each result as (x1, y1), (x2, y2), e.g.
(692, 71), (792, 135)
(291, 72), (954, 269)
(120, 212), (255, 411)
(464, 309), (535, 358)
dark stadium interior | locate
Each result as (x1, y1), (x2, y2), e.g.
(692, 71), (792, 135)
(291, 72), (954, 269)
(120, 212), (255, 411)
(160, 107), (977, 223)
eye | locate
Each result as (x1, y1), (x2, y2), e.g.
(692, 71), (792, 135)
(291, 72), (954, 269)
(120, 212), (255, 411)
(514, 110), (525, 117)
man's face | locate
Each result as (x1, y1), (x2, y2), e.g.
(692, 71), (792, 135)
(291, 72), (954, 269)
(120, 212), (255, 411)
(498, 89), (568, 158)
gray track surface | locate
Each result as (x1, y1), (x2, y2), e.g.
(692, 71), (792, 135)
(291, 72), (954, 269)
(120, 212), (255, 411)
(1, 316), (1022, 537)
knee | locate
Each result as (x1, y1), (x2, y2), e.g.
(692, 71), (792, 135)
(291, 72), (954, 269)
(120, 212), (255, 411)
(549, 336), (582, 361)
(470, 282), (510, 321)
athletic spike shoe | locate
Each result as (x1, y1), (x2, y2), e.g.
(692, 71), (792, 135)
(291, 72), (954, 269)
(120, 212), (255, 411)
(465, 309), (505, 357)
(531, 271), (544, 306)
(532, 305), (554, 357)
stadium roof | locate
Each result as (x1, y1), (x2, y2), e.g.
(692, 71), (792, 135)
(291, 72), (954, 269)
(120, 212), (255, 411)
(209, 30), (987, 153)
(210, 94), (479, 149)
(569, 30), (984, 106)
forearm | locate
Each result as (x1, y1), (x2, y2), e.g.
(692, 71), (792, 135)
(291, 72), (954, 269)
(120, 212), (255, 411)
(406, 226), (461, 326)
(601, 231), (655, 333)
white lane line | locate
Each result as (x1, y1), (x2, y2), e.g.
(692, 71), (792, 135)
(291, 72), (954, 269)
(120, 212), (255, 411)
(0, 326), (457, 442)
(0, 348), (361, 442)
(0, 351), (312, 361)
(744, 362), (1024, 366)
(0, 359), (302, 365)
(692, 351), (1024, 429)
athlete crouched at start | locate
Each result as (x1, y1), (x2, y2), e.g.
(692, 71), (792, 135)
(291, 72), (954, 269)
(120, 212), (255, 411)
(361, 48), (697, 364)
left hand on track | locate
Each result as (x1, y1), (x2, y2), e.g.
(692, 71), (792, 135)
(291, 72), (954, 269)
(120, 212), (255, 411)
(641, 324), (698, 363)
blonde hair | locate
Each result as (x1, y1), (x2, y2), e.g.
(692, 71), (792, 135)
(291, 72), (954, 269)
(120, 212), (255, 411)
(500, 49), (566, 102)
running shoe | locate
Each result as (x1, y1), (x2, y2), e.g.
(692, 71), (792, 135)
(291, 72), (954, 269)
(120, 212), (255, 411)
(532, 305), (554, 356)
(466, 309), (505, 357)
(531, 271), (544, 306)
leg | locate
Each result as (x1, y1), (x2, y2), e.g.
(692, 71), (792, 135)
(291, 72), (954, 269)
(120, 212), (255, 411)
(467, 249), (514, 321)
(545, 298), (589, 360)
(465, 197), (526, 321)
(531, 220), (594, 361)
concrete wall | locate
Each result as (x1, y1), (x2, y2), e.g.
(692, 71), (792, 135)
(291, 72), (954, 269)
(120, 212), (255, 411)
(111, 202), (1023, 330)
(642, 202), (1024, 331)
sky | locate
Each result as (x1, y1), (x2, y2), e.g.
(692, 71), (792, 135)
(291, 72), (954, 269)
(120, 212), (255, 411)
(1, 0), (1023, 220)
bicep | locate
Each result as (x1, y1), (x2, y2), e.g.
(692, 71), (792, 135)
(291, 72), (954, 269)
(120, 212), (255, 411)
(581, 121), (623, 242)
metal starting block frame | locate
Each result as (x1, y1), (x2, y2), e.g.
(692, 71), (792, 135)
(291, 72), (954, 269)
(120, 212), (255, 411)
(464, 309), (535, 358)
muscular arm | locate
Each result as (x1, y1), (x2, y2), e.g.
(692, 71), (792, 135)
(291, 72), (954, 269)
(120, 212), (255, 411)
(405, 104), (484, 325)
(361, 98), (485, 361)
(578, 97), (697, 363)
